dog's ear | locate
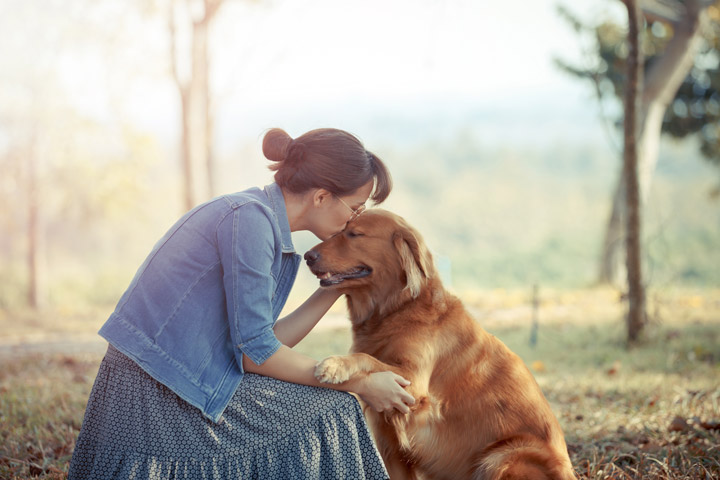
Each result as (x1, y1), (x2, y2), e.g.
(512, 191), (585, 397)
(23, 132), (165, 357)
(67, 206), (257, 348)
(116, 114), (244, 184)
(393, 227), (430, 298)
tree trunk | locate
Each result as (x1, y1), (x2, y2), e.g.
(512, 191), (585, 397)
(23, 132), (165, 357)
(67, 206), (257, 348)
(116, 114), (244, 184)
(180, 89), (194, 211)
(598, 174), (626, 286)
(189, 11), (214, 203)
(195, 1), (216, 199)
(168, 0), (222, 212)
(623, 0), (646, 344)
(169, 0), (195, 211)
(198, 0), (223, 199)
(598, 0), (708, 286)
(206, 87), (215, 198)
(26, 139), (44, 309)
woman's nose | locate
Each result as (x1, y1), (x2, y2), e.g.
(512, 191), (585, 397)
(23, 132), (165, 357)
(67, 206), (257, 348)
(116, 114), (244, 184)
(304, 250), (320, 266)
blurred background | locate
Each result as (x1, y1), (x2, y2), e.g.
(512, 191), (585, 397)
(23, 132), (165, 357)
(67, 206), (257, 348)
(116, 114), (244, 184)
(0, 0), (718, 311)
(2, 1), (720, 477)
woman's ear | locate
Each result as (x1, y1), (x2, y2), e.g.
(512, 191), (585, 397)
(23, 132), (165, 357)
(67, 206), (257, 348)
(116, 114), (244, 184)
(312, 189), (332, 207)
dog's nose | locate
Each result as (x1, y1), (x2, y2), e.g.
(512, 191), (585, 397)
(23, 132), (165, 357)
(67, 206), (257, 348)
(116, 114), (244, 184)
(304, 250), (320, 266)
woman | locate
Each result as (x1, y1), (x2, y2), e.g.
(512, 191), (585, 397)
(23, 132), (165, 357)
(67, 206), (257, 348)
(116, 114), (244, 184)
(68, 128), (414, 479)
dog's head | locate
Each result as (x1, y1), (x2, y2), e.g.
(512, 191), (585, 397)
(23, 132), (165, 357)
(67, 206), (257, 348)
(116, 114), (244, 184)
(305, 209), (434, 302)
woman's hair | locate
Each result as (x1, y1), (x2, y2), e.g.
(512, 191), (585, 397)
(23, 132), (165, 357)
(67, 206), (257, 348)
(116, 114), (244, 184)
(262, 128), (392, 204)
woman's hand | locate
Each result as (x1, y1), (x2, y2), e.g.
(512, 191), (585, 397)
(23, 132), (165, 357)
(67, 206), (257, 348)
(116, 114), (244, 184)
(355, 371), (415, 414)
(243, 346), (415, 413)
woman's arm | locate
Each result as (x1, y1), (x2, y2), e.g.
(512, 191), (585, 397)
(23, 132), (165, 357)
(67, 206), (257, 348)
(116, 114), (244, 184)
(248, 284), (414, 412)
(273, 288), (342, 347)
(243, 345), (415, 413)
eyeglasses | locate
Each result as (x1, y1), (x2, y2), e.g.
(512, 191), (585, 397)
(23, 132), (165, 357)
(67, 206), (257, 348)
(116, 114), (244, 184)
(335, 195), (366, 221)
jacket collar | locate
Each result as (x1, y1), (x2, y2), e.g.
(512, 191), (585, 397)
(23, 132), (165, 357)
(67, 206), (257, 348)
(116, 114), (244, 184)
(264, 183), (295, 253)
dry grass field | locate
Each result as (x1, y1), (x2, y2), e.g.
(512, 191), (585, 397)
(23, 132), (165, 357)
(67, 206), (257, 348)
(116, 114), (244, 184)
(1, 287), (718, 479)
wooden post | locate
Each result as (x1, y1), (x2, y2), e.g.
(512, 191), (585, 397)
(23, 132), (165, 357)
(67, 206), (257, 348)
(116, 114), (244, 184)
(530, 284), (539, 348)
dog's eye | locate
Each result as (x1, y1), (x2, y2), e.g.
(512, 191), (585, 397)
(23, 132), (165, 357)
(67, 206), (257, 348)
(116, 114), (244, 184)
(346, 231), (364, 238)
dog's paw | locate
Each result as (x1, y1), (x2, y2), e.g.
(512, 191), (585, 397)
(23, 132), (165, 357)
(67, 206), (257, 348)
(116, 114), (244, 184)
(314, 356), (351, 384)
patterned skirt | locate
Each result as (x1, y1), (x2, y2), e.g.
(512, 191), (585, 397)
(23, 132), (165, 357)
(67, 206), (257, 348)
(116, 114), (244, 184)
(68, 345), (389, 480)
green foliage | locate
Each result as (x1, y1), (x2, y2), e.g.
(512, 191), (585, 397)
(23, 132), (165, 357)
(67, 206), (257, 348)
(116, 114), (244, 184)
(556, 3), (720, 168)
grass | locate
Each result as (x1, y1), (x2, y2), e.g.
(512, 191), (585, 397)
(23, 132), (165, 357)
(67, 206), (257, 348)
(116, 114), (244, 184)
(0, 354), (97, 479)
(1, 287), (719, 479)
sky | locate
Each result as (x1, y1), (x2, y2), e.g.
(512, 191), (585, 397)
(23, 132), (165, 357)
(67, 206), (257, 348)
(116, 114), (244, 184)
(105, 0), (627, 150)
(217, 0), (595, 100)
(0, 0), (628, 158)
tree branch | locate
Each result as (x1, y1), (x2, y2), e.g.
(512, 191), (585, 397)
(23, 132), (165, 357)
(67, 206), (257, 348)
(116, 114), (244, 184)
(168, 0), (187, 94)
(204, 0), (224, 22)
(640, 0), (684, 23)
(641, 0), (708, 108)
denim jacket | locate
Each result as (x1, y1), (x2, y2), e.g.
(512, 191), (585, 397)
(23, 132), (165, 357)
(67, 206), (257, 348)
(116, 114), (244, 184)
(99, 183), (301, 423)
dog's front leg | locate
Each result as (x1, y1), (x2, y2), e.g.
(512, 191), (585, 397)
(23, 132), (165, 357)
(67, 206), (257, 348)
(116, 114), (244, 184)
(372, 417), (422, 480)
(315, 353), (428, 416)
(314, 352), (398, 384)
(315, 353), (424, 446)
(384, 455), (421, 480)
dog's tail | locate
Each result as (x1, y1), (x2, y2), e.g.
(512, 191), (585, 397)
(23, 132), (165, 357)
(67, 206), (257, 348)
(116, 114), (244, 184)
(474, 435), (576, 480)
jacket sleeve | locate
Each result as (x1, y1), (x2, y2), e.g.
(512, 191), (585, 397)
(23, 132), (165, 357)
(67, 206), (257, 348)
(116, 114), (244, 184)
(217, 202), (282, 367)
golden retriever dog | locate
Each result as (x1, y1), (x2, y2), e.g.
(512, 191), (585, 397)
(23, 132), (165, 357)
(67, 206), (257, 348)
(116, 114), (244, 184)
(304, 209), (575, 480)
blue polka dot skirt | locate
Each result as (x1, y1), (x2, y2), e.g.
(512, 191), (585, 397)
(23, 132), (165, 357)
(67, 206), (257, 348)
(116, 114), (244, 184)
(68, 345), (389, 479)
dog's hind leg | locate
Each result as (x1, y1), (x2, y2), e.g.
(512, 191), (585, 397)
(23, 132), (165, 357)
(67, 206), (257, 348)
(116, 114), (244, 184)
(474, 437), (576, 480)
(485, 464), (552, 480)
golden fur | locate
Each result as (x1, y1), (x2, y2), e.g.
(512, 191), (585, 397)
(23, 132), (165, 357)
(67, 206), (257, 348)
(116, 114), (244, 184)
(306, 209), (576, 480)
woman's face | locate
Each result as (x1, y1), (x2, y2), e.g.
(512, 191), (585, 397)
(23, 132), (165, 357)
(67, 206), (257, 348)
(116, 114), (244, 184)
(308, 180), (374, 240)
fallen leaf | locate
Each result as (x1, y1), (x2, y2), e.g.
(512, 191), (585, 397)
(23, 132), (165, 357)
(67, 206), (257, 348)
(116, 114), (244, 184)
(640, 441), (662, 453)
(531, 360), (546, 372)
(606, 360), (621, 375)
(700, 420), (720, 431)
(668, 416), (690, 432)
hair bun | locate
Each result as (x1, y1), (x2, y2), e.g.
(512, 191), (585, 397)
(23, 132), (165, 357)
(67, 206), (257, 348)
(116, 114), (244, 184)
(262, 128), (293, 162)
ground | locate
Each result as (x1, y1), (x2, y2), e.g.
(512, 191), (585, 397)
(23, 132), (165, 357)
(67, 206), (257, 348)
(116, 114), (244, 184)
(1, 287), (718, 479)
